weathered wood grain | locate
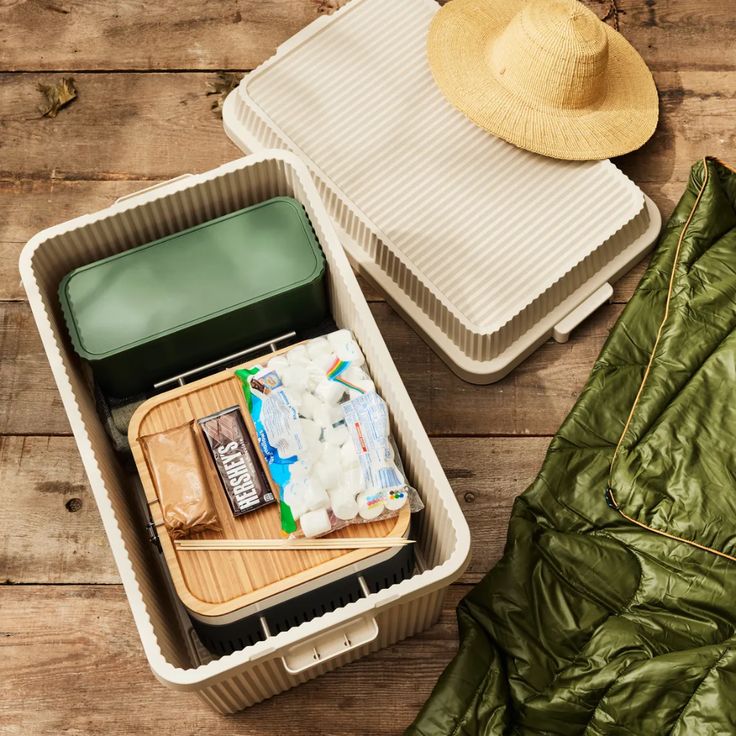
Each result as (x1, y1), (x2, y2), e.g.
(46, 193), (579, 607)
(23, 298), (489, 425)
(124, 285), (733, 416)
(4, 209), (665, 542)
(0, 178), (153, 244)
(0, 244), (24, 302)
(0, 299), (621, 436)
(612, 259), (648, 303)
(0, 434), (543, 584)
(383, 300), (624, 437)
(614, 0), (736, 71)
(0, 435), (117, 584)
(2, 1), (733, 73)
(1, 71), (733, 185)
(438, 437), (543, 579)
(0, 0), (325, 73)
(0, 582), (465, 735)
(0, 73), (241, 181)
(619, 71), (736, 199)
(0, 302), (71, 435)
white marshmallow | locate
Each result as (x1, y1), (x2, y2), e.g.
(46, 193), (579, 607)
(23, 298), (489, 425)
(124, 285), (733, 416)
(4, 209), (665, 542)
(324, 423), (349, 448)
(330, 494), (359, 521)
(337, 340), (365, 367)
(343, 465), (365, 493)
(298, 418), (322, 448)
(342, 366), (370, 384)
(306, 336), (330, 360)
(287, 344), (310, 366)
(328, 405), (345, 426)
(356, 491), (385, 520)
(288, 461), (309, 482)
(304, 363), (325, 392)
(300, 441), (323, 467)
(285, 387), (304, 411)
(304, 480), (330, 511)
(280, 366), (308, 393)
(300, 508), (333, 538)
(339, 351), (365, 369)
(267, 355), (289, 373)
(327, 329), (352, 351)
(327, 483), (354, 500)
(283, 483), (297, 504)
(312, 402), (333, 429)
(340, 441), (359, 468)
(315, 378), (346, 405)
(315, 456), (341, 489)
(298, 392), (322, 421)
(314, 350), (338, 375)
(286, 477), (329, 514)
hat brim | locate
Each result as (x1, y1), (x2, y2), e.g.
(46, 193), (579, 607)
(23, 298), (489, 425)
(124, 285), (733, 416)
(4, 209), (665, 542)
(427, 0), (659, 160)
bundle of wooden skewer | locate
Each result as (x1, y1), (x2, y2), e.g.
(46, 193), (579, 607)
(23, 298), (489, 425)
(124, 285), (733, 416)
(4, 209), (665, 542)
(175, 537), (415, 552)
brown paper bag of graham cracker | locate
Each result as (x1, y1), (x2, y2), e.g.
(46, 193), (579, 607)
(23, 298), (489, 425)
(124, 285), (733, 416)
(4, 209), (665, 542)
(140, 422), (220, 538)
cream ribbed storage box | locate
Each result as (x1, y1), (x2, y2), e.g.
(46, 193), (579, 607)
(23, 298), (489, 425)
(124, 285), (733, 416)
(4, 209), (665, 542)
(19, 151), (471, 712)
(222, 0), (662, 383)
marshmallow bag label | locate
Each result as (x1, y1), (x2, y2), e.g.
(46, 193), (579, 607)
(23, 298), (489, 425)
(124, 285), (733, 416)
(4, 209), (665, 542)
(343, 392), (405, 494)
(238, 330), (422, 537)
(237, 367), (301, 534)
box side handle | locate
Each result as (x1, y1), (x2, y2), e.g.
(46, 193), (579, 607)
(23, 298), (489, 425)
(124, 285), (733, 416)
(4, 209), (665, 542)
(280, 615), (379, 675)
(114, 174), (195, 206)
(553, 283), (613, 343)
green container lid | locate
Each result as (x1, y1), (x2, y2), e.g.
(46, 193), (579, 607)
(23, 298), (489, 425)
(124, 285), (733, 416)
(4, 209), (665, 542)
(60, 196), (327, 396)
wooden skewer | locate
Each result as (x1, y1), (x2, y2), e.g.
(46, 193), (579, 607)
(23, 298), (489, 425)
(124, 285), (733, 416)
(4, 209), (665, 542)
(175, 538), (414, 551)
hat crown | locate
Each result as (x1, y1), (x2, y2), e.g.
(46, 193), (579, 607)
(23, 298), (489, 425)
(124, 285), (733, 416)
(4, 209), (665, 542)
(489, 0), (609, 110)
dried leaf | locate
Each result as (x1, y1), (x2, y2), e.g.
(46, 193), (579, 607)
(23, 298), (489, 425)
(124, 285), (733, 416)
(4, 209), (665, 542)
(206, 72), (242, 117)
(37, 76), (77, 118)
(316, 0), (348, 14)
(581, 0), (621, 30)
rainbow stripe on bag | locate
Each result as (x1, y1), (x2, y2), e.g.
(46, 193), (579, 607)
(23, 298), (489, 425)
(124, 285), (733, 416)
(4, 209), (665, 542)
(326, 358), (364, 394)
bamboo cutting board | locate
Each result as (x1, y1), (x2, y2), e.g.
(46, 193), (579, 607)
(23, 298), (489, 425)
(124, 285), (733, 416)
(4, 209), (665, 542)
(129, 347), (410, 618)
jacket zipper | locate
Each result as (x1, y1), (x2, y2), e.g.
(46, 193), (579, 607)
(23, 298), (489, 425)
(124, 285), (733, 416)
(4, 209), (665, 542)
(606, 157), (736, 564)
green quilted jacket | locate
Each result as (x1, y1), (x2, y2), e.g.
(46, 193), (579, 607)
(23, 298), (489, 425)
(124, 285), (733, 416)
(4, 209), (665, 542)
(407, 158), (736, 736)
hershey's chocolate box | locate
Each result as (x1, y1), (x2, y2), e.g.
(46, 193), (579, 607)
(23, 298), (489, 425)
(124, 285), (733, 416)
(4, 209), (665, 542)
(198, 406), (275, 516)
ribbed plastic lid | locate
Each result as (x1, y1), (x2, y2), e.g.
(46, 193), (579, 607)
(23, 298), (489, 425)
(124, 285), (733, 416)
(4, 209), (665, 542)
(224, 0), (655, 378)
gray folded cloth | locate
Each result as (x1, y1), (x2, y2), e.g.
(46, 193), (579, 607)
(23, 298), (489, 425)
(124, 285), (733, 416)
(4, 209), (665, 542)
(94, 382), (146, 454)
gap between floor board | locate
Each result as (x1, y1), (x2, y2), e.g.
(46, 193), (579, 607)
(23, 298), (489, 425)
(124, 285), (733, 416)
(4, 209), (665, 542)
(1, 68), (255, 75)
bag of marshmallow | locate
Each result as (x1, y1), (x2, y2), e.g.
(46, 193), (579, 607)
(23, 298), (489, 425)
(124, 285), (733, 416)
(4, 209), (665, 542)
(236, 329), (423, 538)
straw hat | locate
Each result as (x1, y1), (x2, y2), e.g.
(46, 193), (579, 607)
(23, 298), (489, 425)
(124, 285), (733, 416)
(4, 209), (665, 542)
(427, 0), (658, 160)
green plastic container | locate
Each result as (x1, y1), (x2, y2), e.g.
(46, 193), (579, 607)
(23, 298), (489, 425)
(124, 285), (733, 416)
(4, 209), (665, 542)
(59, 196), (327, 396)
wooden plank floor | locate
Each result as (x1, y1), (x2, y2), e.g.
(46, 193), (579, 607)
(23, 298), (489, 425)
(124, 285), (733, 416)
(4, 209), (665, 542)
(1, 1), (734, 733)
